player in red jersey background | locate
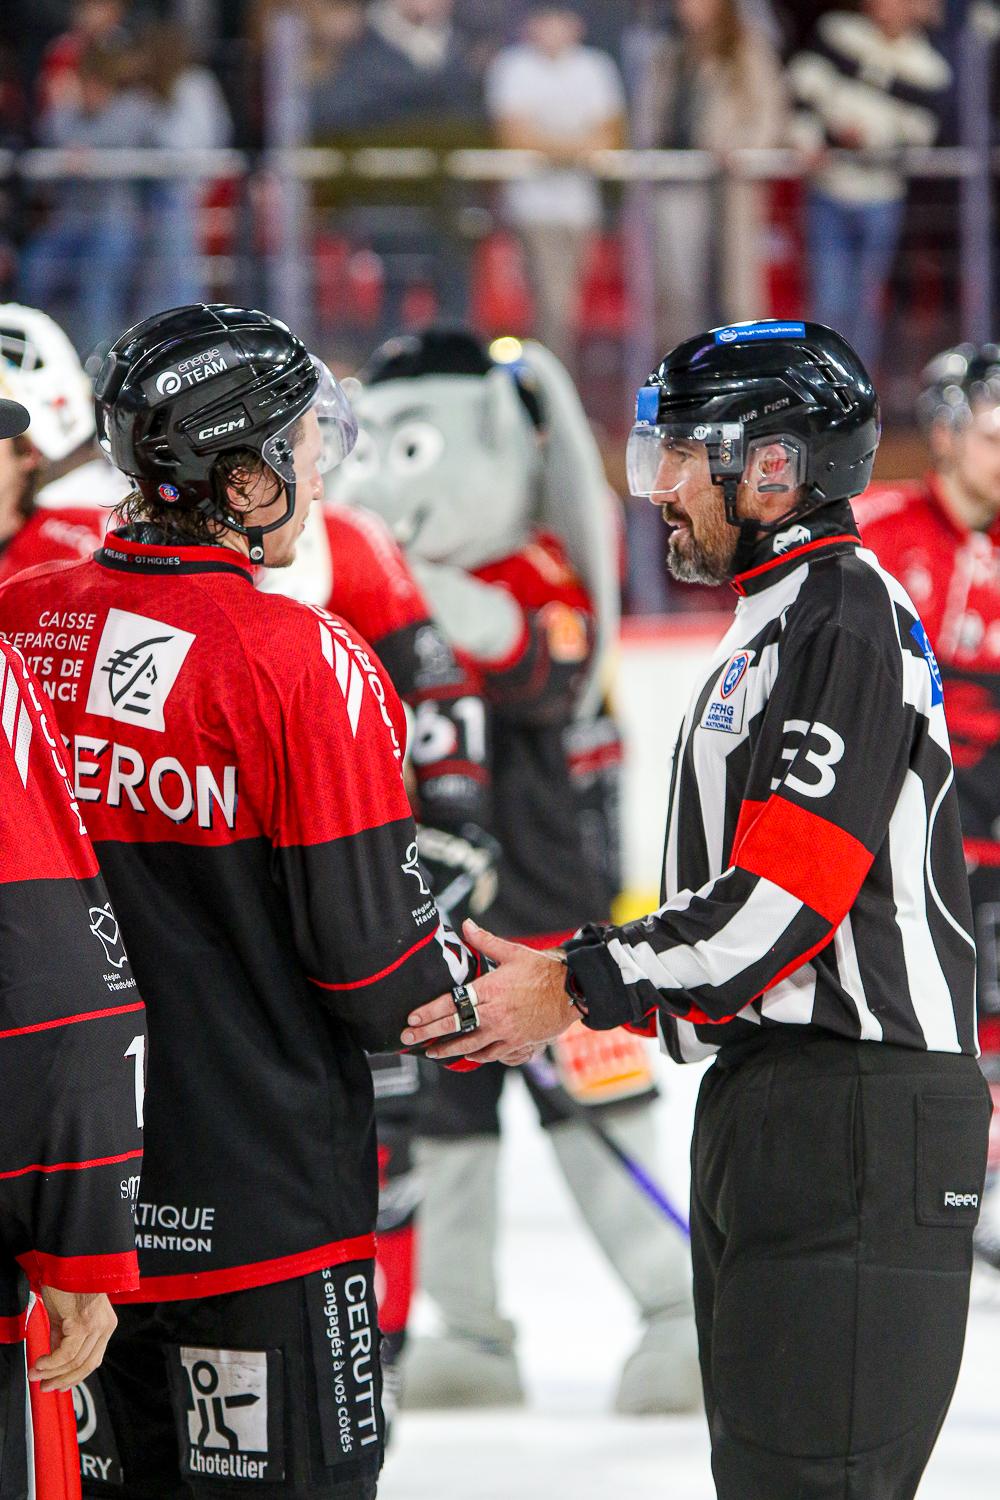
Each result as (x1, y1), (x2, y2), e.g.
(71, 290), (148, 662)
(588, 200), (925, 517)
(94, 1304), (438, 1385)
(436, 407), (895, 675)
(855, 343), (1000, 1267)
(0, 304), (127, 586)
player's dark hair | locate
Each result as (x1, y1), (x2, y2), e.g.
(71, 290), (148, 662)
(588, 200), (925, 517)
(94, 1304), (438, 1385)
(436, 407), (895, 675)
(116, 420), (303, 543)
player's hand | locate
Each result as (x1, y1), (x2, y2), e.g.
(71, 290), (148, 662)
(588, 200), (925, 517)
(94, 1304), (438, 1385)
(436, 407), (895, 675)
(401, 920), (576, 1063)
(29, 1287), (117, 1393)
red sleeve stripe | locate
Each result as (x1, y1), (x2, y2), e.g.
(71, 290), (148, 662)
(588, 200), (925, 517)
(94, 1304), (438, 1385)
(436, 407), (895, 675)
(416, 759), (489, 782)
(18, 1248), (140, 1293)
(0, 1312), (27, 1343)
(309, 927), (436, 992)
(0, 999), (144, 1041)
(0, 1148), (143, 1182)
(732, 794), (873, 927)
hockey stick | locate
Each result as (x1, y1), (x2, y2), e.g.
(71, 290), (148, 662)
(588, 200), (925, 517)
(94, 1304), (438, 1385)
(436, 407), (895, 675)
(523, 1055), (690, 1238)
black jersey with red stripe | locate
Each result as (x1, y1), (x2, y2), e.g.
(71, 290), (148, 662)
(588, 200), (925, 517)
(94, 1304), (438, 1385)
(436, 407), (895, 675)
(460, 531), (608, 942)
(565, 503), (977, 1063)
(0, 639), (143, 1338)
(0, 530), (485, 1302)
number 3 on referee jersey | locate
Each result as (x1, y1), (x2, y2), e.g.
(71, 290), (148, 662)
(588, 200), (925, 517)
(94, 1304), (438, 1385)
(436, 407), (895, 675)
(771, 719), (845, 798)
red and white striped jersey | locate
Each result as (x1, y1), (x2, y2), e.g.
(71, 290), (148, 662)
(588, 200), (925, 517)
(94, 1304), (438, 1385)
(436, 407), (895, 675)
(565, 502), (977, 1063)
(0, 639), (142, 1338)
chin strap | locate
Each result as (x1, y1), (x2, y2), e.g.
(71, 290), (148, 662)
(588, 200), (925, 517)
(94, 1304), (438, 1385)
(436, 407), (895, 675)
(721, 479), (762, 578)
(723, 481), (848, 580)
(205, 480), (297, 565)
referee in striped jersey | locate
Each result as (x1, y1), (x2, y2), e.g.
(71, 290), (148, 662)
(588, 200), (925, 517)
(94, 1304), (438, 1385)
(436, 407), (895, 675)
(402, 321), (993, 1500)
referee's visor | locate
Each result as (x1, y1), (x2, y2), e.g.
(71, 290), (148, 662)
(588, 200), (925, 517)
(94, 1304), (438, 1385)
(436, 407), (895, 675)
(0, 398), (30, 441)
(626, 420), (745, 499)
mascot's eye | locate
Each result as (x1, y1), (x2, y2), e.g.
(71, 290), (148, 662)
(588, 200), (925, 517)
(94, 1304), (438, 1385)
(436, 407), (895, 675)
(388, 422), (445, 476)
(342, 428), (380, 478)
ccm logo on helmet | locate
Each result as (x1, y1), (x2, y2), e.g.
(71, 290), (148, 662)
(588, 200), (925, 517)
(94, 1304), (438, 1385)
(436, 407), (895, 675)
(197, 417), (247, 441)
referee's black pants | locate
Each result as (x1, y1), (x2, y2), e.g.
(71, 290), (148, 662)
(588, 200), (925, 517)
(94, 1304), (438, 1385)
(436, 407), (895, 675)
(690, 1034), (991, 1500)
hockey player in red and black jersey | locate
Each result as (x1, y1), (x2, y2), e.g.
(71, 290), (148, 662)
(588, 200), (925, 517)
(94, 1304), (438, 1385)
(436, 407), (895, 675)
(0, 393), (143, 1500)
(405, 321), (991, 1500)
(854, 344), (1000, 1268)
(0, 305), (127, 585)
(259, 498), (497, 1424)
(332, 329), (700, 1415)
(0, 305), (492, 1500)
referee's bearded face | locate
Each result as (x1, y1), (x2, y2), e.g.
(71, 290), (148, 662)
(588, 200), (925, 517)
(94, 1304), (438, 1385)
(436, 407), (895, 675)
(651, 439), (736, 585)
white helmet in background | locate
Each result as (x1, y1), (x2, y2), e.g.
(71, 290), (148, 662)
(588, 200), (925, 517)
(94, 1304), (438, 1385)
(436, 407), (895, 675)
(0, 304), (95, 462)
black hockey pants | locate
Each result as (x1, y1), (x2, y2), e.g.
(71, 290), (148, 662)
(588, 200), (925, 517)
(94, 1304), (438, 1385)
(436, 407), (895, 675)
(691, 1033), (990, 1500)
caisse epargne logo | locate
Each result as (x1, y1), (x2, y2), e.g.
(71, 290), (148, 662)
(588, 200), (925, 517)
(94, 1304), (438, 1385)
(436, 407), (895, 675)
(86, 608), (195, 732)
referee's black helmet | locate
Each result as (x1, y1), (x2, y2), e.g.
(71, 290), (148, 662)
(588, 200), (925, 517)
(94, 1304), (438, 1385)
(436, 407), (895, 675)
(627, 320), (881, 525)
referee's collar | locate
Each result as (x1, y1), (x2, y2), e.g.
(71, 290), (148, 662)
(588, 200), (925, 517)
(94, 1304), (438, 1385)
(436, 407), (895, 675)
(731, 501), (861, 598)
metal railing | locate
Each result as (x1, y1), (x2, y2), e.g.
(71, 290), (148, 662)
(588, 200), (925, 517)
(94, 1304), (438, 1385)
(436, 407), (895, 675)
(4, 142), (992, 370)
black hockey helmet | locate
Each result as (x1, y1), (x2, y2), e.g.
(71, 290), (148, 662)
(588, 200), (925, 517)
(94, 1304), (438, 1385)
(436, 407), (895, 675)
(0, 398), (29, 440)
(93, 304), (357, 562)
(360, 326), (545, 430)
(917, 343), (1000, 432)
(627, 320), (880, 545)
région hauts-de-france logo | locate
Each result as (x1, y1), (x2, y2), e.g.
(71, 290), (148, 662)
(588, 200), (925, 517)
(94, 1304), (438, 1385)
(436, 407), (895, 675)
(89, 903), (128, 968)
(86, 609), (195, 732)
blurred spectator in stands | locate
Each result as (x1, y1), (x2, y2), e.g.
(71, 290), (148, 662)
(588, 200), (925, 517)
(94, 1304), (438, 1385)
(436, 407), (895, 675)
(639, 0), (787, 349)
(311, 0), (480, 134)
(303, 0), (367, 86)
(309, 0), (485, 338)
(789, 0), (951, 373)
(0, 41), (28, 299)
(136, 22), (233, 317)
(485, 4), (626, 371)
(37, 0), (132, 120)
(18, 37), (156, 356)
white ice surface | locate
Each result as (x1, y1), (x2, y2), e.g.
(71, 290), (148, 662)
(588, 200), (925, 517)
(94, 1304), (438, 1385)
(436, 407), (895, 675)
(380, 1062), (1000, 1499)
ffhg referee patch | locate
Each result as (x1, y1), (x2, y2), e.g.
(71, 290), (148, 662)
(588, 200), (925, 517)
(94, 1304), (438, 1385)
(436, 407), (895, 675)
(701, 651), (754, 735)
(173, 1346), (285, 1482)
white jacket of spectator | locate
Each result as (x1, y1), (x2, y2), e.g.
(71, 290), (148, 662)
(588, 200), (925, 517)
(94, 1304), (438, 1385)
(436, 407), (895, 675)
(788, 11), (951, 204)
(154, 66), (233, 150)
(485, 42), (626, 229)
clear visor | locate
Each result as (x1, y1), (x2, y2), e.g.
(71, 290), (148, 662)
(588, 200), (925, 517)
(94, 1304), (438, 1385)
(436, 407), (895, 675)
(626, 422), (744, 498)
(626, 424), (805, 501)
(261, 355), (358, 482)
(310, 355), (358, 474)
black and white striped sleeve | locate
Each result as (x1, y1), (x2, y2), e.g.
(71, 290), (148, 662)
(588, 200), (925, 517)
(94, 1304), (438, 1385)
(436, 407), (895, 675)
(565, 621), (913, 1032)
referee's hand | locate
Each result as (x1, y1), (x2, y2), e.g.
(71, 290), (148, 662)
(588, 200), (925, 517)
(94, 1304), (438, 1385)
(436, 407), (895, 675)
(401, 920), (575, 1064)
(29, 1287), (118, 1392)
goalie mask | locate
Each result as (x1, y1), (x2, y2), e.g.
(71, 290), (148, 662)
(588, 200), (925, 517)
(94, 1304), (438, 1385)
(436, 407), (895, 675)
(0, 304), (96, 463)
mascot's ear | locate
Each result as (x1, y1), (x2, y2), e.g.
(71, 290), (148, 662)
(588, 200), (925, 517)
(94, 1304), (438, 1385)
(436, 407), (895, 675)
(479, 366), (536, 457)
(517, 340), (621, 718)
